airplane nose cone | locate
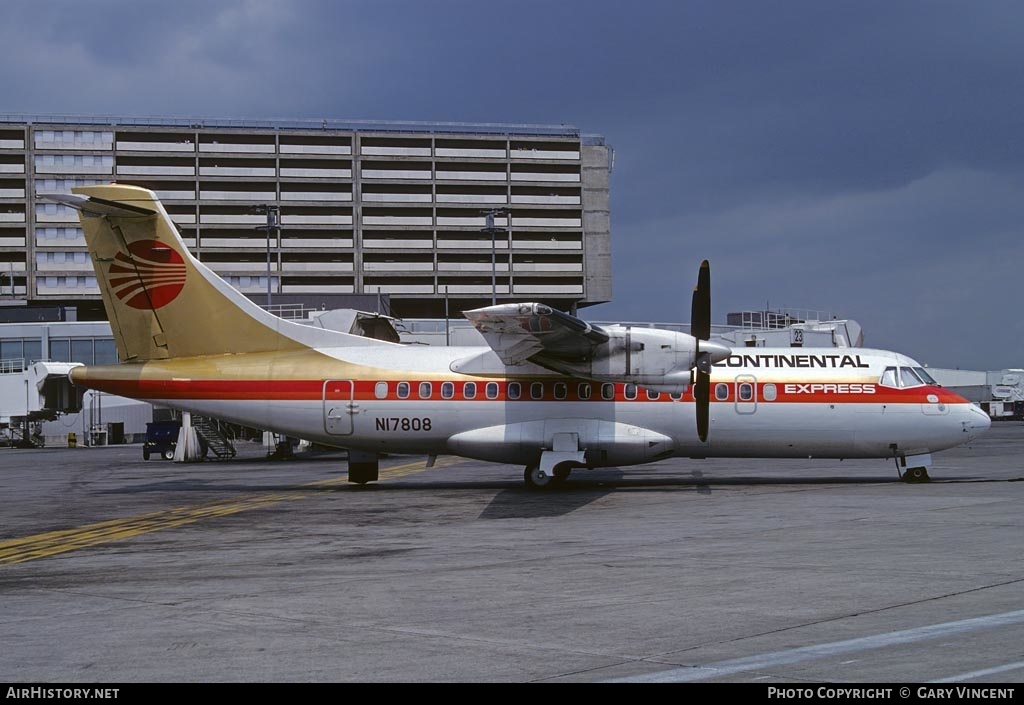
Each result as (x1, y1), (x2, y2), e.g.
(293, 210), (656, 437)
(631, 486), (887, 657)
(701, 340), (732, 364)
(966, 405), (991, 440)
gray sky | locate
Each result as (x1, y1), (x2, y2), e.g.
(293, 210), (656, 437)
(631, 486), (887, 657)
(4, 0), (1022, 369)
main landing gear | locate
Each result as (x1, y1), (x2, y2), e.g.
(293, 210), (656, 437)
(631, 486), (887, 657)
(524, 440), (586, 490)
(348, 450), (380, 486)
(523, 464), (573, 490)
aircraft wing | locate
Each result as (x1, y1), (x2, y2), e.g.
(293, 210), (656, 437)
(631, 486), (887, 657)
(463, 303), (609, 365)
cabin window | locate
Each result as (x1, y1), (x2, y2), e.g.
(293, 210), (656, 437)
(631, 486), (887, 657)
(624, 383), (637, 400)
(578, 383), (591, 400)
(880, 367), (898, 388)
(531, 382), (544, 400)
(463, 382), (477, 399)
(738, 382), (754, 401)
(374, 381), (388, 399)
(646, 389), (660, 401)
(441, 382), (454, 399)
(397, 382), (410, 399)
(554, 382), (567, 400)
(714, 383), (729, 401)
(601, 383), (615, 400)
(419, 382), (432, 399)
(899, 367), (923, 388)
(669, 391), (684, 401)
(763, 383), (777, 401)
(486, 382), (499, 399)
(508, 382), (521, 400)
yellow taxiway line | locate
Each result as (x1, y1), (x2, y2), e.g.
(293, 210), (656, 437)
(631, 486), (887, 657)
(0, 456), (461, 566)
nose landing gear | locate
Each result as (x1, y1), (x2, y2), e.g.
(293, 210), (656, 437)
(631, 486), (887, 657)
(902, 466), (931, 483)
(897, 452), (932, 483)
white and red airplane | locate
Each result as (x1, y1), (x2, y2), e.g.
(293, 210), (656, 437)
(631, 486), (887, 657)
(46, 184), (991, 488)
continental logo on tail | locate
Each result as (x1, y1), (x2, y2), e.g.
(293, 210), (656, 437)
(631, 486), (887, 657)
(108, 240), (186, 310)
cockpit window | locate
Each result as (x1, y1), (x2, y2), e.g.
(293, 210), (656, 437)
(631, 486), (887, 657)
(914, 367), (937, 385)
(882, 365), (935, 388)
(899, 367), (924, 388)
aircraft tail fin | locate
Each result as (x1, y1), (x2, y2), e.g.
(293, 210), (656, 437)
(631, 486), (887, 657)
(45, 184), (380, 362)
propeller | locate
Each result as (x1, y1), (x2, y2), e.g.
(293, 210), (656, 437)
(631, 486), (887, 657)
(690, 260), (725, 443)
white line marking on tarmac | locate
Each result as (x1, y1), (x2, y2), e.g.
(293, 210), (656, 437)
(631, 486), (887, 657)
(609, 608), (1024, 682)
(929, 660), (1024, 683)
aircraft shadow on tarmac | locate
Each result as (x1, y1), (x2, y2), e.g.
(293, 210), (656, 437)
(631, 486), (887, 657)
(353, 470), (920, 520)
(99, 469), (987, 523)
(478, 469), (629, 519)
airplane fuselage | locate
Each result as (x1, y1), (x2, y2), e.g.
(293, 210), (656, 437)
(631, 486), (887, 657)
(52, 184), (993, 486)
(72, 345), (990, 470)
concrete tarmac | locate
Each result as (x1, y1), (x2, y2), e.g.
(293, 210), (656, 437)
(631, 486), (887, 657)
(1, 424), (1023, 683)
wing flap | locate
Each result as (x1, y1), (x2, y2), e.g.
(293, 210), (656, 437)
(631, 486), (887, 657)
(464, 303), (609, 365)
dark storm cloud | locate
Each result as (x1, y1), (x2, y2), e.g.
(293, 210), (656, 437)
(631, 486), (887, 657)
(3, 0), (1022, 368)
(613, 167), (1024, 367)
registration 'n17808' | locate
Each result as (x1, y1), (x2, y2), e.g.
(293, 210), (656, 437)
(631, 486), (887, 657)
(375, 417), (433, 432)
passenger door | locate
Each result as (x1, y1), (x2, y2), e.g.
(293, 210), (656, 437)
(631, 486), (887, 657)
(323, 380), (355, 435)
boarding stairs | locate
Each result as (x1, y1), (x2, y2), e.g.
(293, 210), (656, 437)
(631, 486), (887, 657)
(192, 415), (237, 459)
(3, 420), (44, 449)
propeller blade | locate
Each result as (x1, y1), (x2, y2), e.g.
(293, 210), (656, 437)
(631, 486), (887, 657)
(690, 259), (711, 341)
(695, 369), (710, 443)
(690, 260), (714, 443)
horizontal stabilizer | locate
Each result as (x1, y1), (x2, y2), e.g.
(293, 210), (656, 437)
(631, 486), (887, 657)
(40, 193), (156, 218)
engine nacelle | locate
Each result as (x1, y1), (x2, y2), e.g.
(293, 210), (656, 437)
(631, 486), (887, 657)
(536, 326), (699, 393)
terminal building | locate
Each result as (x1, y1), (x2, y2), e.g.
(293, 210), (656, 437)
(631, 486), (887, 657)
(0, 115), (611, 320)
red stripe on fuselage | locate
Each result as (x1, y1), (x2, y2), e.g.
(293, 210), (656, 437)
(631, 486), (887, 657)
(80, 378), (968, 405)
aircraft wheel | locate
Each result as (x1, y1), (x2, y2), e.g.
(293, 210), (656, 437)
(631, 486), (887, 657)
(903, 466), (930, 483)
(553, 466), (572, 484)
(524, 465), (554, 490)
(143, 448), (150, 461)
(162, 447), (175, 461)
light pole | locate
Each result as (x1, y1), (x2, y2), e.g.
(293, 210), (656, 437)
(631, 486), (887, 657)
(250, 204), (279, 307)
(481, 208), (507, 306)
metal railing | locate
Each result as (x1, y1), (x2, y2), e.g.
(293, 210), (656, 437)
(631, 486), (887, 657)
(0, 358), (26, 374)
(397, 318), (747, 337)
(734, 308), (836, 329)
(259, 303), (319, 321)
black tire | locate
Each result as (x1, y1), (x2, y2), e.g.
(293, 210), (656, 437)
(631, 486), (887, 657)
(143, 448), (150, 461)
(904, 466), (930, 483)
(524, 465), (554, 490)
(553, 466), (572, 483)
(162, 447), (175, 461)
